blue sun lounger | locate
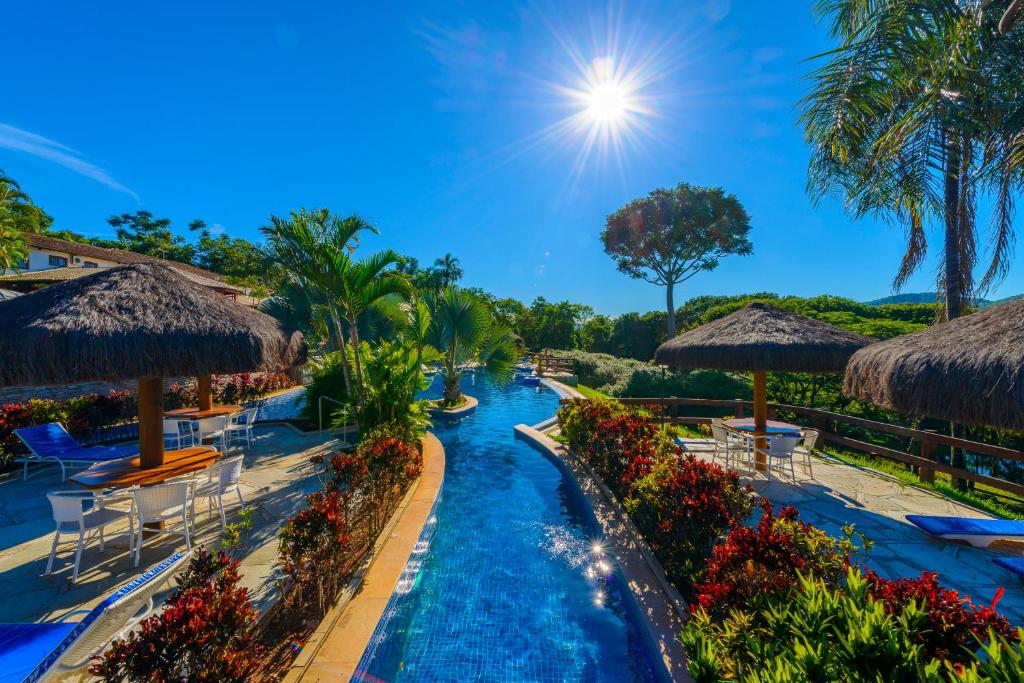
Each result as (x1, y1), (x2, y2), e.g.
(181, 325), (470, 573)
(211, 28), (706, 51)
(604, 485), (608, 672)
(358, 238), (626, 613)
(993, 557), (1024, 578)
(0, 552), (186, 683)
(906, 514), (1024, 548)
(14, 423), (139, 481)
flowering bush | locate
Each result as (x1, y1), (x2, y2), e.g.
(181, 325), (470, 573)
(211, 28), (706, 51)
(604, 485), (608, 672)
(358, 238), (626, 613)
(280, 423), (423, 614)
(557, 398), (624, 451)
(624, 456), (754, 595)
(278, 488), (352, 613)
(165, 372), (294, 409)
(693, 498), (868, 618)
(90, 549), (262, 682)
(864, 569), (1017, 664)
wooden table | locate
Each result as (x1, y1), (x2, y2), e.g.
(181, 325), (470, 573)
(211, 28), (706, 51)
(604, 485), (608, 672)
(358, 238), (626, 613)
(164, 404), (242, 419)
(724, 418), (803, 435)
(67, 447), (220, 490)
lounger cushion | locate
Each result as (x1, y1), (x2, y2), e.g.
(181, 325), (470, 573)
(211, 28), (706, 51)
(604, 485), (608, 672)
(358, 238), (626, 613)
(907, 515), (1024, 537)
(15, 423), (81, 454)
(9, 552), (185, 682)
(993, 557), (1024, 577)
(54, 445), (138, 462)
(0, 623), (76, 683)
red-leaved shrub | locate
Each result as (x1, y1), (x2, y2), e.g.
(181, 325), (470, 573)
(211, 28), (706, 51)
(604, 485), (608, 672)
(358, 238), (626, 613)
(625, 455), (754, 595)
(693, 498), (860, 618)
(90, 549), (262, 682)
(864, 569), (1017, 663)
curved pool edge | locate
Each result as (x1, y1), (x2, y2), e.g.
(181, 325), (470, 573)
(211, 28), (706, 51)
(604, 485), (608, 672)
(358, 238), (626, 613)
(426, 394), (479, 420)
(286, 432), (446, 683)
(514, 423), (693, 683)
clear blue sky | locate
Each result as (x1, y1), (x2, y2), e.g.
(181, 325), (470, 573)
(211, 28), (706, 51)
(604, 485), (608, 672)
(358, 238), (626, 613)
(3, 0), (1021, 315)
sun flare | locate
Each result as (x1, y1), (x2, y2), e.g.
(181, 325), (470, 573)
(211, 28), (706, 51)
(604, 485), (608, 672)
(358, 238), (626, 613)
(585, 78), (630, 124)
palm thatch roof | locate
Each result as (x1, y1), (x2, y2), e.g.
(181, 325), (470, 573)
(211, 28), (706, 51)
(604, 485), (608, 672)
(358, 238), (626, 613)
(654, 302), (874, 372)
(843, 299), (1024, 430)
(0, 263), (305, 387)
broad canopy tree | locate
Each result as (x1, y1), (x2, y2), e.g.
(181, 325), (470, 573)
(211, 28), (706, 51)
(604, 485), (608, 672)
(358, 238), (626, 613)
(602, 183), (753, 337)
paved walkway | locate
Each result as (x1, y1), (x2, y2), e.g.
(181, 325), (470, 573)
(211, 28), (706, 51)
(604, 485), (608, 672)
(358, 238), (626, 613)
(0, 424), (338, 623)
(680, 438), (1024, 624)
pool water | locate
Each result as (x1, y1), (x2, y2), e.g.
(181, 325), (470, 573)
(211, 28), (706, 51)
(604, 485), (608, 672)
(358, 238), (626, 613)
(354, 376), (667, 682)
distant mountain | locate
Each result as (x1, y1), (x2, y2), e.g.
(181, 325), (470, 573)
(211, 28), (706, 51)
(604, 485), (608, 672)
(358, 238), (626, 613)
(864, 292), (939, 306)
(864, 292), (1024, 308)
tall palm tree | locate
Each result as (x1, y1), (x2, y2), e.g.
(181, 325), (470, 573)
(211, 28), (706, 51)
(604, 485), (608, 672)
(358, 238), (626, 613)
(262, 209), (376, 399)
(335, 250), (413, 409)
(424, 288), (517, 406)
(801, 0), (1024, 321)
(433, 253), (463, 288)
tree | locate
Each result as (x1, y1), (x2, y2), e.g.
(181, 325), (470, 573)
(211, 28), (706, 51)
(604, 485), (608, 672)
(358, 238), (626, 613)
(432, 253), (463, 288)
(602, 183), (753, 337)
(518, 297), (593, 350)
(100, 211), (196, 264)
(0, 171), (54, 270)
(189, 220), (278, 287)
(423, 288), (517, 406)
(801, 0), (1024, 322)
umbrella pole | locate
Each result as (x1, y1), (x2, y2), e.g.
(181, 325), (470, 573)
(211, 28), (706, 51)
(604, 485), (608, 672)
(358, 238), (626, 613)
(197, 375), (213, 412)
(138, 377), (166, 468)
(753, 371), (767, 473)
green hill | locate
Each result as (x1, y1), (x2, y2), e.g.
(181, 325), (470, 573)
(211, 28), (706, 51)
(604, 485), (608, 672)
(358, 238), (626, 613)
(864, 292), (1024, 308)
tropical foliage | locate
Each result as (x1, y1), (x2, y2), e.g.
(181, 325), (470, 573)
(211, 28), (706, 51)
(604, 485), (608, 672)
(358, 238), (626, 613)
(801, 0), (1024, 321)
(0, 170), (52, 270)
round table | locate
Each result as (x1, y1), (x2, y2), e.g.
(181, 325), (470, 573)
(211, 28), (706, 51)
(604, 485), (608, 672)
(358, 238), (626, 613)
(723, 417), (802, 435)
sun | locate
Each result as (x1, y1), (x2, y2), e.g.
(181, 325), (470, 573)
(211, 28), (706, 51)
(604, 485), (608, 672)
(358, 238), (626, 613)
(585, 78), (631, 125)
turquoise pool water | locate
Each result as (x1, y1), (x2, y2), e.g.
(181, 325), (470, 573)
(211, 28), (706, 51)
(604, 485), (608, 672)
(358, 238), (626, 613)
(354, 376), (667, 682)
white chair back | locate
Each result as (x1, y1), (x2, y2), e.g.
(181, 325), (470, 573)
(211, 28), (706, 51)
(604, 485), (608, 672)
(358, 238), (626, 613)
(163, 419), (195, 439)
(48, 493), (85, 526)
(802, 429), (820, 450)
(134, 482), (190, 517)
(768, 434), (802, 457)
(710, 423), (731, 444)
(217, 455), (244, 490)
(229, 408), (258, 427)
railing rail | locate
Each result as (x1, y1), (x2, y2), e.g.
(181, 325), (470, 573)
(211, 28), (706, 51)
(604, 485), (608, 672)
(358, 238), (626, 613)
(559, 395), (1024, 499)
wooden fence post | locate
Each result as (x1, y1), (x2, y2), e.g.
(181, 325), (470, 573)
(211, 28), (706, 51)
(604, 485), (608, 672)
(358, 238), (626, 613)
(919, 430), (937, 484)
(734, 400), (745, 419)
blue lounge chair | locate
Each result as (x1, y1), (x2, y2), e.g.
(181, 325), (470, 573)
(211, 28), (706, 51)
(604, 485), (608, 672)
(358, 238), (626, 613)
(14, 423), (139, 481)
(0, 552), (186, 683)
(993, 557), (1024, 577)
(906, 514), (1024, 548)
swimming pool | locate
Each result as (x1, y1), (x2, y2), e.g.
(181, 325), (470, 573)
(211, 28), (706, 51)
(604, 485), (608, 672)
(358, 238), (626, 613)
(354, 376), (668, 682)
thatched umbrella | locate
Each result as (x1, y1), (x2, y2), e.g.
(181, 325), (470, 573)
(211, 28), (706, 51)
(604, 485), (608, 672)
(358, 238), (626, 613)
(843, 299), (1024, 431)
(0, 263), (305, 467)
(654, 302), (873, 470)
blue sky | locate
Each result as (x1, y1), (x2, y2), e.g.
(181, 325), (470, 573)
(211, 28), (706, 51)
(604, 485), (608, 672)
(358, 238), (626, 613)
(3, 0), (1021, 315)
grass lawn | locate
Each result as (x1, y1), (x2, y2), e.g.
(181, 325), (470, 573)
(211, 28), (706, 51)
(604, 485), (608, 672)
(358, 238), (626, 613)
(575, 384), (611, 399)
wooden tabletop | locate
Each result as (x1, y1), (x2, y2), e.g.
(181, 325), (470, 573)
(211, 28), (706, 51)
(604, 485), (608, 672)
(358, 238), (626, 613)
(67, 447), (220, 490)
(164, 404), (242, 419)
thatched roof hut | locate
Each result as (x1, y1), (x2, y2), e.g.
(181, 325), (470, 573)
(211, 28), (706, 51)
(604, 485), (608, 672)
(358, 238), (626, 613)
(654, 302), (873, 372)
(0, 262), (305, 387)
(843, 299), (1024, 430)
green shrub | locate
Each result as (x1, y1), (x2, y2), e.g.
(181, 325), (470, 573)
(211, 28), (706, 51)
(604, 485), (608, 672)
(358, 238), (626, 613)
(558, 350), (751, 400)
(300, 352), (353, 427)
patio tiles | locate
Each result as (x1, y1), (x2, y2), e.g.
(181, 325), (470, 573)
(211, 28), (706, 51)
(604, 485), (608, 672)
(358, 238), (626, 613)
(0, 424), (339, 624)
(680, 439), (1024, 625)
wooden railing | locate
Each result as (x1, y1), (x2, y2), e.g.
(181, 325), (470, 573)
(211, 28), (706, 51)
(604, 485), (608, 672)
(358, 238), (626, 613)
(537, 351), (574, 376)
(559, 396), (1024, 499)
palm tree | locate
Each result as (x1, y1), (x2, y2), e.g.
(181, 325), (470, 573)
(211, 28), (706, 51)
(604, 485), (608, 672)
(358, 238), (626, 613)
(335, 250), (413, 410)
(801, 0), (1024, 321)
(262, 209), (376, 400)
(424, 288), (517, 406)
(433, 253), (463, 288)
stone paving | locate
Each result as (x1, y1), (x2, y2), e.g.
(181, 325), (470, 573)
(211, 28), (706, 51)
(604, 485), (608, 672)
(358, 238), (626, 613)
(0, 424), (339, 624)
(680, 438), (1024, 625)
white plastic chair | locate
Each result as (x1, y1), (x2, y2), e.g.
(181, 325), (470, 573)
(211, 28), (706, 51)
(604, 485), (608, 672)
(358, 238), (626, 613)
(45, 491), (135, 582)
(162, 419), (198, 450)
(191, 455), (245, 530)
(755, 434), (804, 482)
(798, 429), (820, 478)
(132, 482), (192, 567)
(710, 422), (749, 468)
(221, 408), (258, 451)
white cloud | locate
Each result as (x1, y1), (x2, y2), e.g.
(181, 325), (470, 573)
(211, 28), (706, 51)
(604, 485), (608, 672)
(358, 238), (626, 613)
(0, 123), (139, 201)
